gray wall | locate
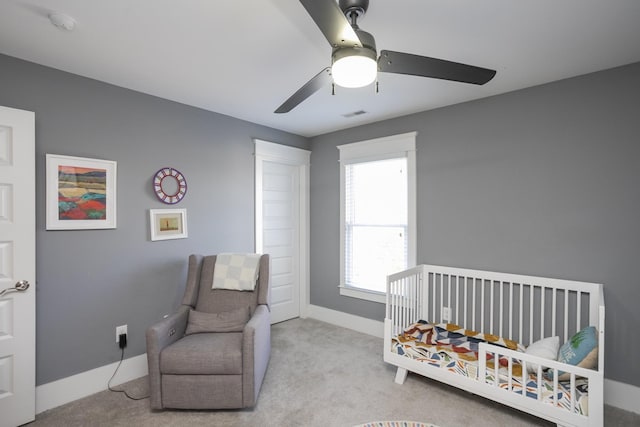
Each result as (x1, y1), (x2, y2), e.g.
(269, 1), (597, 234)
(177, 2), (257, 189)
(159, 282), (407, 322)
(310, 62), (640, 387)
(0, 54), (309, 385)
(2, 50), (639, 390)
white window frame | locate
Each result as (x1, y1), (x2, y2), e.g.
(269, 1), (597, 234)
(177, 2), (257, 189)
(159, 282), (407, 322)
(338, 132), (417, 303)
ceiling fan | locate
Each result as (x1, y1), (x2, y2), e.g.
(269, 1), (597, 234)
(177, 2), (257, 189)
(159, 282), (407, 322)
(275, 0), (496, 114)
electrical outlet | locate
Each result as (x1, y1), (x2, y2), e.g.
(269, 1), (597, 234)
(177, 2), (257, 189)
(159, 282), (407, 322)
(442, 307), (451, 322)
(116, 324), (127, 343)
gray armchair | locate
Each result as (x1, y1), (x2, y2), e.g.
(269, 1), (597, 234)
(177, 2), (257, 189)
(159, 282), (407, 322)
(146, 254), (271, 409)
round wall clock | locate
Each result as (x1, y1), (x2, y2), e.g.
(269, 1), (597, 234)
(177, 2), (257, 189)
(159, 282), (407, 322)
(153, 167), (187, 204)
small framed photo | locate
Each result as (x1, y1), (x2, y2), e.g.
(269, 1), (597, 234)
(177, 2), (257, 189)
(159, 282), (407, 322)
(149, 208), (188, 241)
(46, 154), (117, 230)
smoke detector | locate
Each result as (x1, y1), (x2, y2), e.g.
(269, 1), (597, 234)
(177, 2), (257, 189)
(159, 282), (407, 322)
(48, 12), (76, 31)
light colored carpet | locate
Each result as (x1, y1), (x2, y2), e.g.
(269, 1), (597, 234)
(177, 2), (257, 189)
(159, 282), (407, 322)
(353, 422), (438, 427)
(32, 318), (639, 427)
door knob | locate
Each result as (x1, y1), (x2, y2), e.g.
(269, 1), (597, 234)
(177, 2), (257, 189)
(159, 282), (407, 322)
(0, 280), (30, 297)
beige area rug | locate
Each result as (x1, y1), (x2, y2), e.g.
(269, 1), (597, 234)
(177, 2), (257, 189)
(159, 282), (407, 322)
(354, 422), (438, 427)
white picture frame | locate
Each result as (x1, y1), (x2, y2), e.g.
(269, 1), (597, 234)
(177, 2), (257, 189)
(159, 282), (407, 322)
(149, 208), (188, 241)
(46, 154), (117, 230)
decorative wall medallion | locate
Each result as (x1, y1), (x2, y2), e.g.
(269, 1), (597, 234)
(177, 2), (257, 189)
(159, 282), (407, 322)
(153, 167), (187, 204)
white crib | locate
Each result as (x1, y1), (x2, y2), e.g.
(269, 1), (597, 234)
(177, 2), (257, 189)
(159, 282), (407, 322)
(384, 264), (605, 427)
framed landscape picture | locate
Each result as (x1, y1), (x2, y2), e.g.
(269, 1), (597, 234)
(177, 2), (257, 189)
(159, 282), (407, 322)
(46, 154), (117, 230)
(149, 208), (188, 241)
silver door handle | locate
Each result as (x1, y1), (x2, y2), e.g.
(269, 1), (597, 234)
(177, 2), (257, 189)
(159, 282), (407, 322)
(0, 280), (30, 297)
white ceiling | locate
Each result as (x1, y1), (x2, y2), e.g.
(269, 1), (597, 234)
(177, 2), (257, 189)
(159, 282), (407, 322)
(1, 0), (640, 137)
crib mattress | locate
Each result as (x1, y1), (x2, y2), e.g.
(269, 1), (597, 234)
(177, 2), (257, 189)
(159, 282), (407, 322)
(391, 331), (589, 416)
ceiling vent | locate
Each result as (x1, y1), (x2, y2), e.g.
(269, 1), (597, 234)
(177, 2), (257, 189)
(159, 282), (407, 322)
(342, 110), (367, 118)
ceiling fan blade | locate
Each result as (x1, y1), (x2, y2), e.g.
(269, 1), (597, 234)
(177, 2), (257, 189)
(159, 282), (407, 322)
(378, 50), (496, 85)
(299, 0), (361, 48)
(275, 67), (332, 114)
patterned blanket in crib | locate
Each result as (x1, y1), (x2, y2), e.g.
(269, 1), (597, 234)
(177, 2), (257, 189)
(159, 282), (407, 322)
(396, 321), (525, 371)
(391, 320), (589, 415)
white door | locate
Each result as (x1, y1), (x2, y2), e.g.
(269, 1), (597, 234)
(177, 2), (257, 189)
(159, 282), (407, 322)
(0, 106), (36, 427)
(255, 140), (309, 324)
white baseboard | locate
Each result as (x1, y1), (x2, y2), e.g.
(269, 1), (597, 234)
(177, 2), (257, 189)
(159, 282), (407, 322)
(36, 353), (148, 414)
(605, 378), (640, 414)
(305, 304), (640, 414)
(306, 304), (384, 338)
(35, 309), (640, 416)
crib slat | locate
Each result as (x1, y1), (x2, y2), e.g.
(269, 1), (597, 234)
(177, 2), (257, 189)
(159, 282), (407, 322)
(472, 278), (477, 331)
(396, 279), (401, 333)
(455, 276), (460, 325)
(508, 282), (513, 340)
(391, 278), (396, 332)
(537, 366), (543, 401)
(576, 290), (582, 332)
(389, 278), (393, 331)
(432, 273), (436, 323)
(529, 285), (534, 343)
(423, 273), (428, 322)
(408, 277), (411, 323)
(446, 274), (451, 323)
(552, 371), (558, 407)
(397, 279), (401, 333)
(407, 277), (411, 327)
(499, 281), (504, 337)
(422, 271), (428, 323)
(540, 287), (545, 340)
(564, 290), (569, 342)
(418, 271), (423, 322)
(480, 278), (485, 331)
(440, 275), (445, 323)
(409, 274), (414, 322)
(412, 273), (416, 323)
(507, 357), (512, 390)
(403, 276), (416, 325)
(552, 288), (557, 336)
(399, 278), (403, 330)
(397, 278), (401, 332)
(521, 362), (527, 400)
(391, 278), (396, 334)
(399, 277), (402, 327)
(404, 277), (408, 328)
(518, 283), (524, 344)
(411, 274), (415, 322)
(490, 280), (495, 333)
(432, 274), (436, 323)
(463, 276), (468, 328)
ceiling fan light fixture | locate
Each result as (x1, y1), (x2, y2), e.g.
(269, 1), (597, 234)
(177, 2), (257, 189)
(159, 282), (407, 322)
(331, 47), (377, 88)
(275, 0), (497, 114)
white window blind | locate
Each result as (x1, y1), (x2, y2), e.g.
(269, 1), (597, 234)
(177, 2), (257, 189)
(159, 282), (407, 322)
(338, 132), (416, 302)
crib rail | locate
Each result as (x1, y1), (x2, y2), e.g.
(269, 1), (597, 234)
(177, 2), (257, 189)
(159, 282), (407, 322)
(386, 266), (425, 337)
(387, 265), (603, 348)
(477, 342), (603, 422)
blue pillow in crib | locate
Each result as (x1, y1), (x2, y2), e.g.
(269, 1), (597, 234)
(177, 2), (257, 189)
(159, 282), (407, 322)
(553, 326), (598, 380)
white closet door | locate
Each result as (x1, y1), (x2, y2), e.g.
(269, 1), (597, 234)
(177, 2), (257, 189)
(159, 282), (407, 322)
(255, 140), (309, 324)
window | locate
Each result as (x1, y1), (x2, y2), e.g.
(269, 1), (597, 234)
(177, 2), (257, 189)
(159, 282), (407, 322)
(338, 132), (416, 303)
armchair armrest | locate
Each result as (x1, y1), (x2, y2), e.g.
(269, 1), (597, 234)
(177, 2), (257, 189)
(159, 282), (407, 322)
(242, 304), (271, 407)
(146, 305), (190, 409)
